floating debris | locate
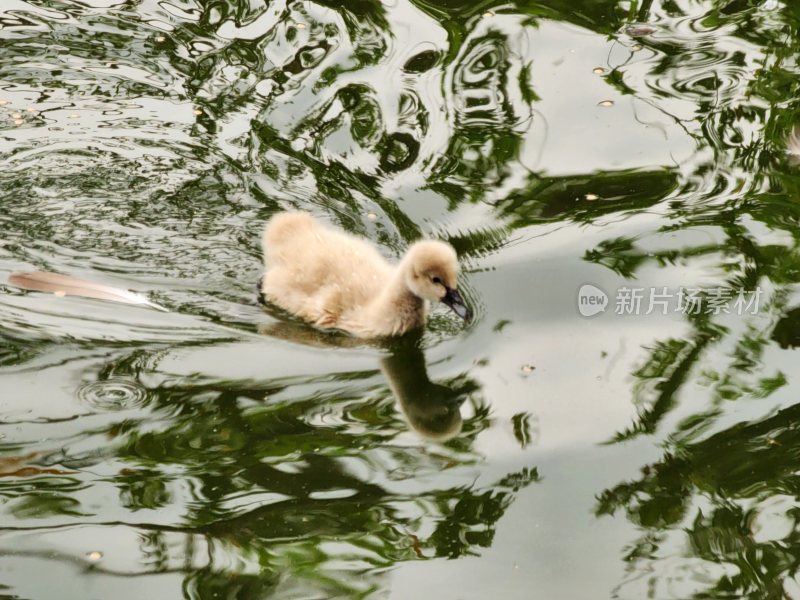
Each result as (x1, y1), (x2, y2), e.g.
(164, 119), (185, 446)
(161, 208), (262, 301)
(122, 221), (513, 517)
(366, 212), (377, 221)
(632, 44), (643, 52)
(0, 99), (8, 106)
(295, 22), (307, 29)
(593, 67), (607, 75)
(69, 113), (79, 119)
(521, 364), (535, 376)
(13, 119), (23, 126)
(86, 551), (103, 561)
(193, 109), (203, 115)
(585, 193), (599, 201)
(482, 10), (494, 18)
(12, 112), (21, 119)
(156, 35), (165, 42)
(8, 271), (167, 310)
(598, 100), (614, 107)
(625, 23), (658, 36)
(26, 107), (36, 112)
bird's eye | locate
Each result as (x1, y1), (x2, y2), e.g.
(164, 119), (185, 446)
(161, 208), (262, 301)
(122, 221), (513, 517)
(432, 276), (442, 285)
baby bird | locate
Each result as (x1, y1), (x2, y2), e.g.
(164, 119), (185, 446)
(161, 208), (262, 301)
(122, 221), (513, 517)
(260, 211), (472, 338)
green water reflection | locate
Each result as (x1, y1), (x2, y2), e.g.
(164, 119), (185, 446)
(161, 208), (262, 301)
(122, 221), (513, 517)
(3, 0), (800, 597)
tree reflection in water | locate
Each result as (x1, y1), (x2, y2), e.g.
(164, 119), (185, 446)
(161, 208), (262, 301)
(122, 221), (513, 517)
(0, 323), (537, 596)
(589, 0), (800, 594)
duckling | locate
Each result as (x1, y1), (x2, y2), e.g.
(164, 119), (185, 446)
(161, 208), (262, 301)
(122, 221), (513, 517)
(260, 211), (472, 337)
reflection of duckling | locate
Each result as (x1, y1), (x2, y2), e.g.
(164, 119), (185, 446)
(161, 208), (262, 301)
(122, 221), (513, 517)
(380, 335), (466, 442)
(260, 212), (472, 338)
(257, 322), (470, 442)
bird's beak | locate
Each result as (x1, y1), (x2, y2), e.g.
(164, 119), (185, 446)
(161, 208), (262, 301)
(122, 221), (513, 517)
(442, 287), (473, 322)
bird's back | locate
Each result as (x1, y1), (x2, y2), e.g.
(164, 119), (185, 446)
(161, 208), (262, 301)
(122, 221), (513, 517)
(261, 212), (393, 327)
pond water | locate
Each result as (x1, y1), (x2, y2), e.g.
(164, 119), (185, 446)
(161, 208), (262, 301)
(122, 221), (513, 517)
(1, 0), (800, 598)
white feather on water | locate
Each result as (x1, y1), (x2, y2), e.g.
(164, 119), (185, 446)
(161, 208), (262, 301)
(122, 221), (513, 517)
(8, 271), (167, 311)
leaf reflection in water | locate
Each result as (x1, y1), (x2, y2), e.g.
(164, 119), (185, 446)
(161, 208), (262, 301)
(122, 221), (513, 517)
(0, 333), (537, 597)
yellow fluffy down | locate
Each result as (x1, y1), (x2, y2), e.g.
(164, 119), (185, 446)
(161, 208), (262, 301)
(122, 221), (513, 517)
(260, 211), (467, 338)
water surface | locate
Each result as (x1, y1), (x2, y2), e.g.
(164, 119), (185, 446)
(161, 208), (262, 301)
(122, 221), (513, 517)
(2, 0), (800, 598)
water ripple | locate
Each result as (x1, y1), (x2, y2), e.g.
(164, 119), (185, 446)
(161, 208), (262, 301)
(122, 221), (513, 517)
(3, 0), (800, 597)
(77, 378), (148, 411)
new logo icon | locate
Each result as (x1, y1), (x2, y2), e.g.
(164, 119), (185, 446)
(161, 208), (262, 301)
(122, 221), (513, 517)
(577, 284), (608, 317)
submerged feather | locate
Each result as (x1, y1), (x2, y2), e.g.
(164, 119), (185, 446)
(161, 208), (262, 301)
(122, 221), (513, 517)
(7, 271), (167, 311)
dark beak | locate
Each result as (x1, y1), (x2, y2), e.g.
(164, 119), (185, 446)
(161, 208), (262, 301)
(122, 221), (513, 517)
(442, 287), (473, 322)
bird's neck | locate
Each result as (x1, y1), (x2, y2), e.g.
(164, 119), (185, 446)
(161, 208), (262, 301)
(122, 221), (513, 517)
(386, 265), (424, 309)
(365, 262), (426, 336)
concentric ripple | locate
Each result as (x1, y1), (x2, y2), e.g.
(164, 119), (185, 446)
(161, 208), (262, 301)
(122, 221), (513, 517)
(77, 378), (149, 411)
